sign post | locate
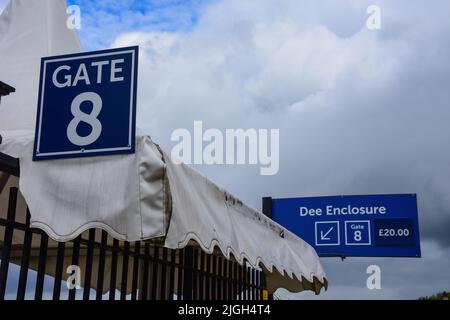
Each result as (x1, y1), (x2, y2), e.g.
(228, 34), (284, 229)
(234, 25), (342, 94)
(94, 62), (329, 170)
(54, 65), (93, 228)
(270, 194), (421, 258)
(33, 46), (139, 161)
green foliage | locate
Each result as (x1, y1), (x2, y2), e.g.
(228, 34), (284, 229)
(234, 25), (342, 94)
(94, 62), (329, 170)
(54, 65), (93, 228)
(418, 291), (450, 300)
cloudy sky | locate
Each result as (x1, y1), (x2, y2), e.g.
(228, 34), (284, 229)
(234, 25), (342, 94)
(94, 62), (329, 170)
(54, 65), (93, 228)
(2, 0), (450, 299)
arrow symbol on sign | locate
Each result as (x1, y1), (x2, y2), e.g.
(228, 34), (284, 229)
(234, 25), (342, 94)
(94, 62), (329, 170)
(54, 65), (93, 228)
(320, 227), (334, 241)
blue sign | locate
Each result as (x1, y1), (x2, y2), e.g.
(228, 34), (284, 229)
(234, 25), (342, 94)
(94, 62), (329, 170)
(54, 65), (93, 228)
(272, 194), (421, 257)
(33, 46), (139, 161)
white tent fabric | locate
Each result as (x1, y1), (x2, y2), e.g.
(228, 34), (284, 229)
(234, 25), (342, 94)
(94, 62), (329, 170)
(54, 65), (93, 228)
(0, 131), (167, 242)
(163, 150), (327, 292)
(0, 0), (82, 131)
(0, 0), (327, 293)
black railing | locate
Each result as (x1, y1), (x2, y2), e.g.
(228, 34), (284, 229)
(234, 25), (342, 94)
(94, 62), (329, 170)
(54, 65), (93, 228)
(0, 153), (19, 177)
(0, 81), (15, 104)
(0, 157), (266, 300)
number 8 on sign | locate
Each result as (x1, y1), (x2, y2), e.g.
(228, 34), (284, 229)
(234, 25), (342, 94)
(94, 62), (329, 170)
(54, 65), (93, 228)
(67, 92), (103, 146)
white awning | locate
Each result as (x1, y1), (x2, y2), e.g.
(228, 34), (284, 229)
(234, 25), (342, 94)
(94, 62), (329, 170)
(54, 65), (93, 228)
(0, 0), (82, 131)
(0, 132), (327, 293)
(0, 0), (327, 294)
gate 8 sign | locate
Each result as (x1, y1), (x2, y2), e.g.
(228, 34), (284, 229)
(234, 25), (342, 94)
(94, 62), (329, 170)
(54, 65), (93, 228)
(33, 46), (138, 161)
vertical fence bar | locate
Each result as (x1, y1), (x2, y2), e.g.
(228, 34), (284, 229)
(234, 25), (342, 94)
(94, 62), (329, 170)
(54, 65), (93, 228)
(226, 258), (231, 300)
(250, 266), (254, 300)
(96, 230), (108, 300)
(252, 269), (256, 300)
(226, 259), (230, 300)
(0, 187), (17, 300)
(244, 264), (249, 300)
(109, 238), (119, 300)
(151, 246), (159, 300)
(256, 269), (260, 299)
(182, 246), (194, 300)
(68, 236), (81, 300)
(140, 243), (150, 300)
(222, 258), (228, 300)
(253, 270), (257, 300)
(260, 271), (264, 299)
(34, 232), (49, 301)
(256, 270), (260, 299)
(245, 266), (248, 300)
(252, 268), (256, 300)
(83, 229), (96, 300)
(212, 255), (217, 300)
(221, 257), (226, 300)
(233, 261), (239, 300)
(217, 256), (223, 300)
(52, 242), (66, 301)
(231, 260), (235, 299)
(238, 261), (243, 300)
(131, 241), (141, 300)
(222, 257), (228, 300)
(17, 209), (32, 300)
(223, 257), (227, 300)
(228, 259), (233, 300)
(255, 270), (259, 300)
(258, 270), (262, 299)
(246, 266), (250, 300)
(238, 262), (242, 300)
(242, 262), (247, 300)
(205, 254), (211, 300)
(199, 251), (205, 300)
(248, 267), (252, 300)
(177, 249), (184, 300)
(120, 242), (130, 300)
(192, 248), (198, 300)
(160, 247), (168, 300)
(169, 249), (176, 300)
(243, 265), (247, 300)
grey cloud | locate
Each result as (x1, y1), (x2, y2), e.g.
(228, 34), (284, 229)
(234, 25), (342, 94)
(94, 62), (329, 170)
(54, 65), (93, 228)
(111, 0), (450, 298)
(286, 240), (450, 299)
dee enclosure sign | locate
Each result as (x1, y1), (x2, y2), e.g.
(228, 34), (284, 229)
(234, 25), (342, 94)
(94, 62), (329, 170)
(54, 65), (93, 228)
(272, 194), (421, 257)
(33, 46), (139, 161)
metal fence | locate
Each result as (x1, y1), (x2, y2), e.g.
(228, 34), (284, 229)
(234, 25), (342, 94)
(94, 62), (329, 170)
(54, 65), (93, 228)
(0, 156), (266, 300)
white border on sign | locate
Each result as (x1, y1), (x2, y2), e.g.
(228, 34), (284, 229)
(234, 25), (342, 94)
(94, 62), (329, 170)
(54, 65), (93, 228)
(344, 220), (371, 246)
(315, 221), (340, 246)
(36, 49), (136, 157)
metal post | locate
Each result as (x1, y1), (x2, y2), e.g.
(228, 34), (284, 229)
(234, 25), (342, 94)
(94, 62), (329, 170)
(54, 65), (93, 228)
(261, 197), (273, 300)
(262, 197), (273, 219)
(0, 187), (18, 300)
(183, 246), (194, 300)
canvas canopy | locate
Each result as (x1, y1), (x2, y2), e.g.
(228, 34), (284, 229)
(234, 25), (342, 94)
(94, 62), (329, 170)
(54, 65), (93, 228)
(0, 0), (327, 294)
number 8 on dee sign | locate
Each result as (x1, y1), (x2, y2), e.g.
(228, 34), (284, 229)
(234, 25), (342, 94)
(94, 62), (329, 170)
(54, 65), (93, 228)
(33, 46), (139, 161)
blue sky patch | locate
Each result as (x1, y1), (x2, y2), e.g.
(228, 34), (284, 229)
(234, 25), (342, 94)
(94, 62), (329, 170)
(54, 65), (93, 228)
(67, 0), (213, 50)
